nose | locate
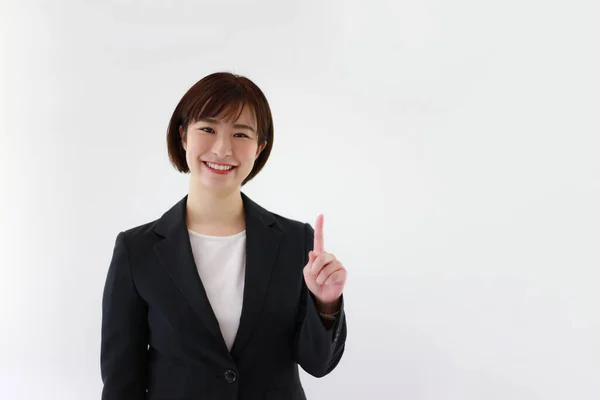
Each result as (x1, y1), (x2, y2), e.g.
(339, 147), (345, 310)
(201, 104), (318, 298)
(211, 134), (233, 158)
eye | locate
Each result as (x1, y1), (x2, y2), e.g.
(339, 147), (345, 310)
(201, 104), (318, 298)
(234, 133), (250, 138)
(201, 127), (215, 133)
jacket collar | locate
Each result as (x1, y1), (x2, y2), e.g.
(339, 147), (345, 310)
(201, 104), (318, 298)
(154, 191), (277, 237)
(152, 191), (282, 358)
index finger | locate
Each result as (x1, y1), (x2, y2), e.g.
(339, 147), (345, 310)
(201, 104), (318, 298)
(314, 214), (324, 254)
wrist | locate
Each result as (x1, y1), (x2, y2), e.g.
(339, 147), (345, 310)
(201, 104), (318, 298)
(315, 297), (341, 314)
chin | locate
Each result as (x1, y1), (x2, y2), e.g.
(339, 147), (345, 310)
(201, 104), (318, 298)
(197, 176), (242, 190)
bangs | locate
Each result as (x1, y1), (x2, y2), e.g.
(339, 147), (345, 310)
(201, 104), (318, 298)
(185, 88), (256, 126)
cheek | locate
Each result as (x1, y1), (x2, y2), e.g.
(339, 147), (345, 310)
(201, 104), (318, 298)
(184, 142), (204, 168)
(236, 142), (259, 160)
(185, 136), (207, 154)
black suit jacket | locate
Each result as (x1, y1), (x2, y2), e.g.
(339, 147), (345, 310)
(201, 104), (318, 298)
(100, 192), (347, 400)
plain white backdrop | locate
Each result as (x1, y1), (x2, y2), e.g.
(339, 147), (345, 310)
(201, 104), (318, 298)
(1, 0), (599, 399)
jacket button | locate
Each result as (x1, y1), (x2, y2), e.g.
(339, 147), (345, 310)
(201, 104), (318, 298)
(224, 369), (237, 383)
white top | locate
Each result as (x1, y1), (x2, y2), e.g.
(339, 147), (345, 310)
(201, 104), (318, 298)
(188, 229), (246, 351)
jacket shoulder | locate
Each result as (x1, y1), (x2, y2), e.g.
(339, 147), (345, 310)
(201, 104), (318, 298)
(268, 209), (311, 233)
(122, 219), (160, 238)
(266, 210), (314, 254)
(114, 218), (162, 255)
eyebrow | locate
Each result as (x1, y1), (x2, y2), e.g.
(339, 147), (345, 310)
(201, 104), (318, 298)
(200, 117), (256, 132)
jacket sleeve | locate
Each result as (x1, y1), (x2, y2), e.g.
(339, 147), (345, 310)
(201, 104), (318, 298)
(101, 232), (149, 399)
(293, 223), (348, 378)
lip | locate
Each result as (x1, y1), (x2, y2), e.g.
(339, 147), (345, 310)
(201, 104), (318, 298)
(202, 161), (237, 175)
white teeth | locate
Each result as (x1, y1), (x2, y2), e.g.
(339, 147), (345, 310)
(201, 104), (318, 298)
(206, 162), (233, 171)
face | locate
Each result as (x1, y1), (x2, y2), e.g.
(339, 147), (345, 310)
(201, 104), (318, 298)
(179, 106), (265, 193)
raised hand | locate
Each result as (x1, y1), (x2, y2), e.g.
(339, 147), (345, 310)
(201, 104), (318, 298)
(303, 214), (347, 311)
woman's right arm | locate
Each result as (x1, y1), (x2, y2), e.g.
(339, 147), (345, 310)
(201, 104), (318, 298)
(101, 232), (149, 400)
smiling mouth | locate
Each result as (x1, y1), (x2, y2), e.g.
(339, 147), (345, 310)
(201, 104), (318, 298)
(203, 161), (236, 171)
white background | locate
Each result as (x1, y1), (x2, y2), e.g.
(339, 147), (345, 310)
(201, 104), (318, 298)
(1, 0), (599, 399)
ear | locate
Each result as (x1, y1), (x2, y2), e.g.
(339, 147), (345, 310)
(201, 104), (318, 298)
(255, 141), (267, 159)
(179, 125), (187, 151)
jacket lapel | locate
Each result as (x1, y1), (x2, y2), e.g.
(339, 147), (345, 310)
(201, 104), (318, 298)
(231, 193), (282, 357)
(152, 192), (282, 357)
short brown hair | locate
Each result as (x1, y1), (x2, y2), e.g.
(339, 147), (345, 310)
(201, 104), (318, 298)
(167, 72), (274, 186)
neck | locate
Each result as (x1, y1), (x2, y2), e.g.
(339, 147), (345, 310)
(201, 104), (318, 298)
(185, 179), (244, 229)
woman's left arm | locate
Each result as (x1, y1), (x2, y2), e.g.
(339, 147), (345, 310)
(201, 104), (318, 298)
(293, 216), (348, 378)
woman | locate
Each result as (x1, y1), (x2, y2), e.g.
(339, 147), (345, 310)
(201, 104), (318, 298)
(100, 72), (348, 400)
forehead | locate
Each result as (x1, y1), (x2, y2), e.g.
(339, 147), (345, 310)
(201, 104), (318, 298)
(196, 103), (256, 127)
